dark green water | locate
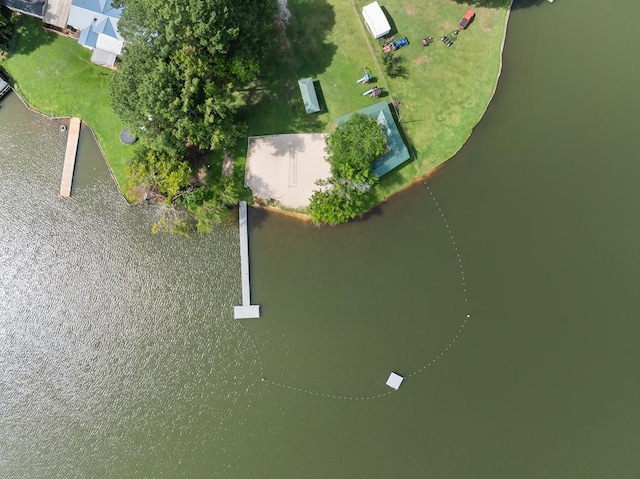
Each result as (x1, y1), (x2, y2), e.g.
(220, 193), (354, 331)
(2, 0), (640, 477)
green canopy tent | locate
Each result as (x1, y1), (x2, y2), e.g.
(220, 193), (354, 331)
(335, 102), (410, 177)
(298, 78), (321, 114)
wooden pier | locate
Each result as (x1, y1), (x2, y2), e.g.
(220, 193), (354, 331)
(234, 201), (261, 319)
(59, 117), (81, 197)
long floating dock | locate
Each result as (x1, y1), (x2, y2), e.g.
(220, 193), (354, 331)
(59, 117), (81, 197)
(234, 201), (261, 319)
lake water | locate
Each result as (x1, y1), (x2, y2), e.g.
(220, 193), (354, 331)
(2, 0), (640, 477)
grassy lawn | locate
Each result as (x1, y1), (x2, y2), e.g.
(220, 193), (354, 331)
(246, 0), (388, 136)
(1, 1), (508, 212)
(357, 0), (508, 202)
(1, 16), (134, 192)
(247, 0), (509, 208)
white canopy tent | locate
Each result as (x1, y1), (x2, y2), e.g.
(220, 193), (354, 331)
(362, 1), (391, 39)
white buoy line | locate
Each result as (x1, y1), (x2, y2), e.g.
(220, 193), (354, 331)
(237, 180), (473, 400)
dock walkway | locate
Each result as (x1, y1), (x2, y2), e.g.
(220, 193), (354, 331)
(59, 117), (81, 197)
(234, 201), (260, 319)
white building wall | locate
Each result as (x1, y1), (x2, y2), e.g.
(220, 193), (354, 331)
(96, 34), (123, 55)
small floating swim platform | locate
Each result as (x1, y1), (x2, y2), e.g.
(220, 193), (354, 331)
(386, 372), (404, 390)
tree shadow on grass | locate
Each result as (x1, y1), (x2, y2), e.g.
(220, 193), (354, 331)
(451, 0), (548, 8)
(313, 80), (328, 114)
(7, 15), (54, 57)
(287, 0), (336, 78)
(380, 6), (399, 38)
(245, 0), (336, 136)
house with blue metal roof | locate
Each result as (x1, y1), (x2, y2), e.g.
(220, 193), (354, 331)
(67, 0), (124, 66)
(335, 102), (410, 177)
(3, 0), (124, 66)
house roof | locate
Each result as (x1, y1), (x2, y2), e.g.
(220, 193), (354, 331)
(298, 78), (321, 114)
(43, 0), (72, 28)
(2, 0), (46, 17)
(71, 0), (121, 18)
(78, 17), (121, 49)
(78, 22), (98, 47)
(335, 101), (410, 177)
(93, 16), (118, 37)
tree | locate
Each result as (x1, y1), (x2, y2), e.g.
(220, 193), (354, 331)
(111, 0), (277, 234)
(309, 114), (386, 225)
(309, 180), (370, 226)
(183, 176), (239, 233)
(110, 0), (278, 153)
(125, 147), (193, 201)
(0, 6), (16, 54)
(326, 113), (387, 182)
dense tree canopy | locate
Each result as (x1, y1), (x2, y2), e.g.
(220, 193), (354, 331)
(111, 0), (277, 154)
(0, 7), (17, 54)
(309, 114), (387, 225)
(326, 113), (387, 182)
(110, 0), (277, 233)
(126, 146), (239, 234)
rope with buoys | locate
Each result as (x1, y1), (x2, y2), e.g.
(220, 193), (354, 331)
(237, 179), (473, 400)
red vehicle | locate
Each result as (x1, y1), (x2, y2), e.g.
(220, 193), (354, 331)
(459, 10), (475, 29)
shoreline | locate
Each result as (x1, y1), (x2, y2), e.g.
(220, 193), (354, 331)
(253, 0), (514, 222)
(4, 89), (126, 201)
(3, 2), (513, 222)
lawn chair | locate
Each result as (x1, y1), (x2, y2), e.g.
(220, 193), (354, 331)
(356, 68), (372, 84)
(362, 86), (381, 97)
(422, 37), (433, 46)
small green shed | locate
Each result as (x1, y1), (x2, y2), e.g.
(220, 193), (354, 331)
(298, 78), (321, 114)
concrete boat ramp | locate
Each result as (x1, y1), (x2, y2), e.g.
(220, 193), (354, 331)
(234, 201), (260, 319)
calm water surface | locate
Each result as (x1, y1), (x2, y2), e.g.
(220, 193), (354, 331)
(2, 0), (640, 477)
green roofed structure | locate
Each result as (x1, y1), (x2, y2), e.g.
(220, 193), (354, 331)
(335, 102), (410, 177)
(298, 78), (321, 114)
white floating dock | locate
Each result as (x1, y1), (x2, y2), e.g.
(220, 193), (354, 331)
(386, 372), (404, 390)
(234, 201), (260, 319)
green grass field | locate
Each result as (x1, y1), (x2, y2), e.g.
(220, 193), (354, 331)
(359, 0), (508, 202)
(1, 1), (508, 209)
(249, 0), (509, 206)
(1, 16), (133, 191)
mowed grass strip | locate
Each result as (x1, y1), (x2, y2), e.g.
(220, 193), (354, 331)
(1, 16), (133, 191)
